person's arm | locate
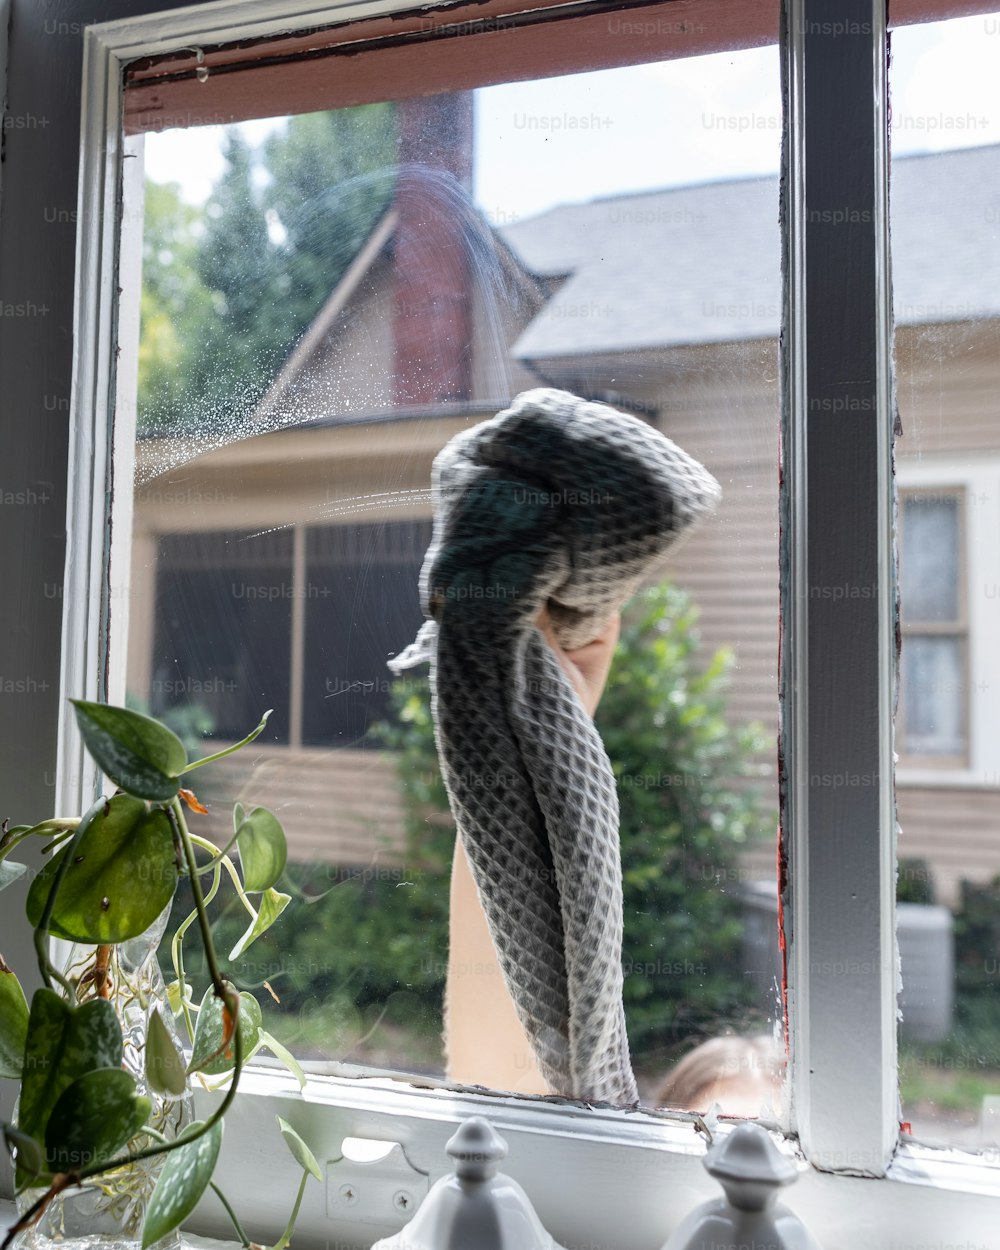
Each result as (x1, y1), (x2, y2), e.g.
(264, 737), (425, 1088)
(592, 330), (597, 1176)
(444, 608), (621, 1091)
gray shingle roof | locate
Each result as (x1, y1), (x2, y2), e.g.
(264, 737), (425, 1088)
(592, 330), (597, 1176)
(497, 144), (1000, 358)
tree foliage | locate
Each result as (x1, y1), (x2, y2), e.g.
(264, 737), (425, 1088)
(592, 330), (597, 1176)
(137, 180), (216, 431)
(138, 105), (396, 435)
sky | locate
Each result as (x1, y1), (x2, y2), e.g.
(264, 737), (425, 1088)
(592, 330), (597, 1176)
(142, 13), (1000, 224)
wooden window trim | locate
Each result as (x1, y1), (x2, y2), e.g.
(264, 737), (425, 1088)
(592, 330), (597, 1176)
(120, 0), (1000, 134)
(122, 0), (778, 133)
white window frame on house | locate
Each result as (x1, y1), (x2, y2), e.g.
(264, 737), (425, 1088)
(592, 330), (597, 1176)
(3, 0), (1000, 1245)
(897, 457), (1000, 790)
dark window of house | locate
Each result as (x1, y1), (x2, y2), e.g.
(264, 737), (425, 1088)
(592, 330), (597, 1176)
(302, 519), (431, 745)
(152, 528), (294, 743)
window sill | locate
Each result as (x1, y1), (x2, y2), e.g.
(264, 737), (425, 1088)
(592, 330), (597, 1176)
(4, 1065), (1000, 1249)
(192, 1065), (1000, 1247)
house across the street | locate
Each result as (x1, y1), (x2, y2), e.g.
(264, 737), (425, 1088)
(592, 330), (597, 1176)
(129, 109), (1000, 908)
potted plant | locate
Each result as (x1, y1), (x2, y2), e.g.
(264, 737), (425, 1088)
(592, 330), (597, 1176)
(0, 700), (320, 1250)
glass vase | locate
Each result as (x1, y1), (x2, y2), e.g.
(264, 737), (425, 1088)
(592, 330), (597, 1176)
(14, 906), (193, 1250)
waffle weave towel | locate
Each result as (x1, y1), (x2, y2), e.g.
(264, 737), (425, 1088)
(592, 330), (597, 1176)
(389, 388), (721, 1104)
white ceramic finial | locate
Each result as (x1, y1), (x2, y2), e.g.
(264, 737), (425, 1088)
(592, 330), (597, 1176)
(371, 1116), (567, 1250)
(662, 1122), (823, 1250)
(446, 1117), (507, 1182)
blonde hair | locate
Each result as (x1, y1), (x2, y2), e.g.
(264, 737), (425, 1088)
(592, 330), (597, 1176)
(654, 1035), (784, 1112)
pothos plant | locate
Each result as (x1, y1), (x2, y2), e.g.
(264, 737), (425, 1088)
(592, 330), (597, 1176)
(0, 701), (321, 1250)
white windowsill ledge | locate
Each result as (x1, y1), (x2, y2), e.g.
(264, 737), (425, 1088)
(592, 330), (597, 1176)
(4, 1066), (1000, 1248)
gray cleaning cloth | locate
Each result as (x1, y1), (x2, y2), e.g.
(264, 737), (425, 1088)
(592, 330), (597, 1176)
(388, 388), (721, 1104)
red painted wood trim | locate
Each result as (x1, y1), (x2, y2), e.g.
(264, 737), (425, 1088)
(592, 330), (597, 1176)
(123, 0), (779, 134)
(123, 0), (995, 135)
(889, 0), (1000, 23)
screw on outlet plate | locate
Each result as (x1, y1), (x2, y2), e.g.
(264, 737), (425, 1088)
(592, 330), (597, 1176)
(337, 1184), (359, 1206)
(392, 1190), (413, 1213)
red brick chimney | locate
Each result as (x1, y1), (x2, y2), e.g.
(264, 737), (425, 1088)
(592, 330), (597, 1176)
(392, 92), (475, 408)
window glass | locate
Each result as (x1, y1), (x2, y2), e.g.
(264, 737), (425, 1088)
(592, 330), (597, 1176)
(302, 521), (433, 745)
(151, 530), (295, 742)
(131, 42), (783, 1108)
(898, 492), (966, 761)
(900, 635), (964, 755)
(899, 495), (959, 622)
(891, 10), (1000, 1151)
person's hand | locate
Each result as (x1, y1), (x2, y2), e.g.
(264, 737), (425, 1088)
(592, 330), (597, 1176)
(535, 606), (620, 718)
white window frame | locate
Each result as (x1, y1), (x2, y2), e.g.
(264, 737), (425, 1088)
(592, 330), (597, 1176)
(3, 0), (999, 1244)
(897, 456), (1000, 789)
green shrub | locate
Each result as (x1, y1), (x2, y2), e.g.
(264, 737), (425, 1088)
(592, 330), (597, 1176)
(953, 875), (1000, 1000)
(596, 584), (774, 1062)
(897, 857), (936, 905)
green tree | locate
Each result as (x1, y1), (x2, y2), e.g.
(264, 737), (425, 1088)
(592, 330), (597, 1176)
(180, 132), (287, 431)
(138, 105), (396, 435)
(137, 180), (216, 432)
(262, 105), (397, 328)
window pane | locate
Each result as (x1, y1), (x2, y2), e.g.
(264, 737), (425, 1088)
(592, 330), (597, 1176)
(900, 635), (964, 756)
(892, 10), (1000, 1151)
(129, 39), (782, 1110)
(302, 521), (432, 745)
(149, 529), (294, 743)
(900, 495), (959, 622)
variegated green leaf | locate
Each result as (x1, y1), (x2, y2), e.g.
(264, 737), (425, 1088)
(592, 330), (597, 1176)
(142, 1120), (222, 1249)
(45, 1068), (150, 1172)
(276, 1116), (322, 1181)
(145, 1007), (187, 1097)
(228, 888), (291, 960)
(187, 988), (261, 1076)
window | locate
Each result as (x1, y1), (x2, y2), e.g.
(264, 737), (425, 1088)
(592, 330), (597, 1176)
(898, 488), (967, 766)
(142, 520), (432, 746)
(4, 0), (1000, 1243)
(128, 57), (785, 1084)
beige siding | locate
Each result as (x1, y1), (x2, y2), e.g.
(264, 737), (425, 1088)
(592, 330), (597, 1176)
(896, 785), (1000, 907)
(192, 746), (413, 867)
(263, 249), (396, 423)
(896, 322), (1000, 458)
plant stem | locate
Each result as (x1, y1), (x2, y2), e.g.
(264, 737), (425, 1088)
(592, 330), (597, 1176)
(178, 710), (272, 776)
(270, 1169), (309, 1250)
(171, 799), (228, 994)
(189, 827), (241, 873)
(210, 1181), (254, 1248)
(171, 859), (222, 1044)
(187, 836), (256, 917)
(31, 797), (105, 1006)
